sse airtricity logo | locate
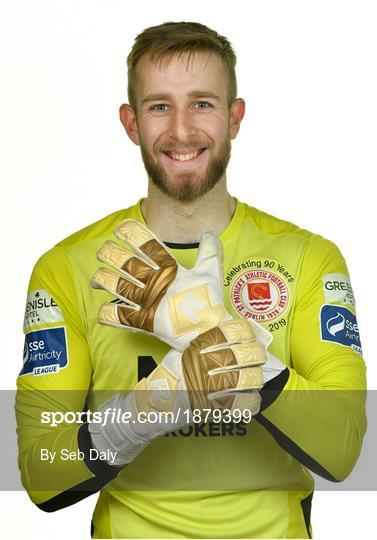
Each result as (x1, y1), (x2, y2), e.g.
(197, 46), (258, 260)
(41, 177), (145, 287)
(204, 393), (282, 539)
(320, 305), (362, 354)
(327, 312), (346, 336)
(20, 327), (69, 376)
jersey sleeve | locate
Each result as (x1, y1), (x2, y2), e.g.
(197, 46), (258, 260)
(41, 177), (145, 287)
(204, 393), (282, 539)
(16, 246), (119, 510)
(257, 234), (367, 481)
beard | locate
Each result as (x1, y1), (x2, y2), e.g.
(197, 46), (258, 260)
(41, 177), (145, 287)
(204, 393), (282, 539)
(139, 138), (232, 203)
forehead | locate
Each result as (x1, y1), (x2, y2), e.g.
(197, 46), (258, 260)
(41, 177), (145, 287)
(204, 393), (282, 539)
(134, 51), (228, 103)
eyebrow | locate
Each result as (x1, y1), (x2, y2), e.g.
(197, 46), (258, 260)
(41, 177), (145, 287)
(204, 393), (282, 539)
(141, 90), (221, 105)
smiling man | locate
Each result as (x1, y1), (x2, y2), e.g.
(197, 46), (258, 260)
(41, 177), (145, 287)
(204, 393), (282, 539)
(121, 49), (240, 205)
(16, 22), (366, 539)
(120, 33), (246, 242)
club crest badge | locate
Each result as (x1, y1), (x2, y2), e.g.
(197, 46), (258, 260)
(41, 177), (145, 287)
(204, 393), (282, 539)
(231, 270), (289, 322)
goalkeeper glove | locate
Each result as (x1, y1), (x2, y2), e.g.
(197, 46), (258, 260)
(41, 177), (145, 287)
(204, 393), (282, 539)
(89, 319), (265, 466)
(91, 219), (230, 351)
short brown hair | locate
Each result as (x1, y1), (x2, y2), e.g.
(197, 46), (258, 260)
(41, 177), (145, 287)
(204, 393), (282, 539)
(127, 21), (238, 109)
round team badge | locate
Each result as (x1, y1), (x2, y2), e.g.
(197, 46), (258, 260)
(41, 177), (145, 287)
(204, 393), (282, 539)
(231, 270), (289, 322)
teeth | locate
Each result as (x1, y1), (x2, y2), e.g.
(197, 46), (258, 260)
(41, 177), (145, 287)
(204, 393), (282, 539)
(168, 150), (201, 161)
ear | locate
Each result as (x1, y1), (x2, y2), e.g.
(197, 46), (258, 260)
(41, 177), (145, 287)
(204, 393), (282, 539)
(229, 98), (246, 140)
(119, 104), (140, 146)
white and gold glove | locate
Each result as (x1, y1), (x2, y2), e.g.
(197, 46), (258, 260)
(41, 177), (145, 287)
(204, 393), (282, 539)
(90, 219), (286, 461)
(89, 319), (266, 466)
(91, 219), (230, 352)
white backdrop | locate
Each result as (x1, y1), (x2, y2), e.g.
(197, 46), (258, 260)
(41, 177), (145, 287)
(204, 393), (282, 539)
(0, 1), (376, 538)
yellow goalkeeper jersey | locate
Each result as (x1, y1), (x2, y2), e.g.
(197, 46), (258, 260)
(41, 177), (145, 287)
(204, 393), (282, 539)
(16, 199), (367, 539)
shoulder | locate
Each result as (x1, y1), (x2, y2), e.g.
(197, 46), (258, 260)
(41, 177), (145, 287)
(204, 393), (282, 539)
(243, 203), (341, 252)
(27, 206), (141, 313)
(56, 207), (131, 250)
(243, 204), (312, 239)
(241, 203), (347, 276)
(34, 204), (140, 270)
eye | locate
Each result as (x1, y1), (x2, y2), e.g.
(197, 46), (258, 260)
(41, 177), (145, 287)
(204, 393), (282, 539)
(150, 103), (170, 112)
(194, 101), (212, 110)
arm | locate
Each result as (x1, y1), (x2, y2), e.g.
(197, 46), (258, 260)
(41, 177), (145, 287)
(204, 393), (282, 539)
(255, 234), (367, 481)
(16, 246), (120, 511)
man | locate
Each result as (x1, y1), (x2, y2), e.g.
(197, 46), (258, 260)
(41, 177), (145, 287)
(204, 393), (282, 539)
(16, 21), (366, 539)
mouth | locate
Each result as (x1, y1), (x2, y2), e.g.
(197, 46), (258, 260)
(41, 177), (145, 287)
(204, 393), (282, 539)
(163, 148), (207, 163)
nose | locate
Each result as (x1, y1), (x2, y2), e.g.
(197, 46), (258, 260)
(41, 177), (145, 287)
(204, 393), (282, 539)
(168, 108), (198, 143)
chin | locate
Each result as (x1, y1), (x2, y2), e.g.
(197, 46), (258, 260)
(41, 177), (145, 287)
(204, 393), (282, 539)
(154, 175), (219, 203)
(141, 144), (230, 203)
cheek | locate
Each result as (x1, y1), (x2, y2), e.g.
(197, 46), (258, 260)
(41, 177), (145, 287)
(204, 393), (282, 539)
(198, 114), (229, 139)
(138, 117), (167, 147)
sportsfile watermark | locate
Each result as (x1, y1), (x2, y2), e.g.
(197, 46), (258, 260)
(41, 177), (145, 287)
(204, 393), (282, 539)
(41, 407), (254, 428)
(3, 390), (377, 491)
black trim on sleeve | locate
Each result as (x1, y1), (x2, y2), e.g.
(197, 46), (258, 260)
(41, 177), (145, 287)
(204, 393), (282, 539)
(259, 367), (290, 412)
(37, 475), (114, 512)
(301, 492), (313, 539)
(36, 424), (121, 512)
(255, 413), (338, 481)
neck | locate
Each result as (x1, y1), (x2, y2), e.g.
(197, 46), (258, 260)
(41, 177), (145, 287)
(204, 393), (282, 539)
(141, 177), (236, 243)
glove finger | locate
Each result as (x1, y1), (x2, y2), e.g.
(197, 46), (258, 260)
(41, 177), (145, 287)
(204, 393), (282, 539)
(208, 364), (263, 416)
(97, 303), (129, 328)
(218, 319), (256, 343)
(115, 219), (175, 269)
(116, 302), (155, 333)
(97, 240), (163, 289)
(197, 320), (257, 355)
(206, 342), (267, 372)
(97, 240), (154, 283)
(232, 391), (261, 416)
(207, 366), (264, 396)
(194, 232), (222, 268)
(91, 267), (143, 308)
(237, 365), (264, 390)
(97, 302), (153, 334)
